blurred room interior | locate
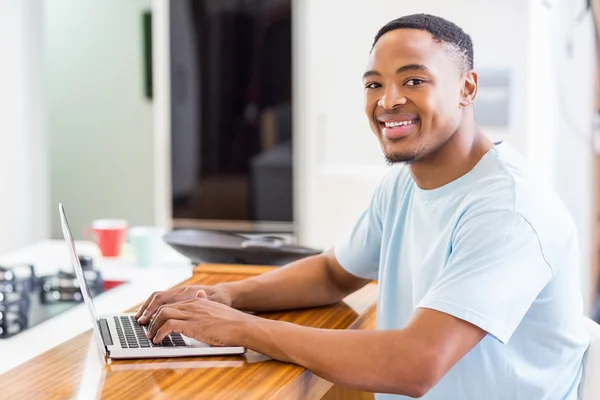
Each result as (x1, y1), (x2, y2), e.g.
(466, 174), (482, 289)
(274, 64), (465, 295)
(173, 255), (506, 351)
(1, 0), (600, 367)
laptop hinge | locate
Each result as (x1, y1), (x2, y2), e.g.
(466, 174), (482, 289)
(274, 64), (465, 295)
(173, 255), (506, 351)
(98, 319), (114, 346)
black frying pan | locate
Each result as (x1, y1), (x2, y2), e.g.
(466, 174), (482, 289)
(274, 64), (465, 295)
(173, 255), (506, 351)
(163, 229), (322, 266)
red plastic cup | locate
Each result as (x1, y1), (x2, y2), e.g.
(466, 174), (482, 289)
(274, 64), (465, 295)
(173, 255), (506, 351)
(91, 219), (128, 257)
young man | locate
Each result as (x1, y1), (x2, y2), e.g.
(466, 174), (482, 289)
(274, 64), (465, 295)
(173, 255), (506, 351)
(136, 14), (588, 399)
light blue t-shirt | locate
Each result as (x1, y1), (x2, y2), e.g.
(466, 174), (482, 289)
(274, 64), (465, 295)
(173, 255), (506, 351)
(335, 142), (589, 400)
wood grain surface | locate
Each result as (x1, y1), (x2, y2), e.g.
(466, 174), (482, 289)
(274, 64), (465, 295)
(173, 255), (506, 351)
(0, 264), (377, 399)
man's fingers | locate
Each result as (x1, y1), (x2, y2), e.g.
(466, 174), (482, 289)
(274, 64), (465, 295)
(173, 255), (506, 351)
(138, 290), (179, 324)
(147, 305), (170, 338)
(134, 291), (158, 320)
(153, 319), (187, 343)
(147, 306), (189, 339)
(196, 289), (207, 299)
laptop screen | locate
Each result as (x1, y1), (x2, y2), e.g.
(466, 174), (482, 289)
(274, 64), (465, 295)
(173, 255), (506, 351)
(59, 203), (107, 358)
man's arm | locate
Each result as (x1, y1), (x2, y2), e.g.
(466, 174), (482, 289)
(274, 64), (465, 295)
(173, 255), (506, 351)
(239, 307), (486, 397)
(138, 180), (381, 321)
(219, 248), (372, 311)
(136, 248), (370, 323)
(147, 302), (486, 398)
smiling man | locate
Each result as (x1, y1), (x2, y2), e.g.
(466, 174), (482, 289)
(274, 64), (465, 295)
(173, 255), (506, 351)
(136, 14), (588, 399)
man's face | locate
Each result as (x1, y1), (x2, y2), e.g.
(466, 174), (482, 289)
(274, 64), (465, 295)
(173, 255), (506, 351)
(363, 29), (468, 164)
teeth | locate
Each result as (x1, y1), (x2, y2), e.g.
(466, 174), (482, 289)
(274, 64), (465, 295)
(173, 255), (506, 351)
(384, 120), (416, 128)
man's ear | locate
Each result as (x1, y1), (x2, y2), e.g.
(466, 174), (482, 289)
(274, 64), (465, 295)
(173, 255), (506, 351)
(460, 71), (478, 106)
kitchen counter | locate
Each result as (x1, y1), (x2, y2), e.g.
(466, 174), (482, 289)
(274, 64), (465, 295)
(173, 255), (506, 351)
(0, 240), (194, 374)
(0, 263), (378, 399)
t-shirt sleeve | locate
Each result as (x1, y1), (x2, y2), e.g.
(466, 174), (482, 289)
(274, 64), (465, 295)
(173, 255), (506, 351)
(334, 186), (384, 281)
(417, 210), (553, 344)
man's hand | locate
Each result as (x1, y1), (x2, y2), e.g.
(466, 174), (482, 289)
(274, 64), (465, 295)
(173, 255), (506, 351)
(134, 285), (233, 324)
(144, 292), (253, 346)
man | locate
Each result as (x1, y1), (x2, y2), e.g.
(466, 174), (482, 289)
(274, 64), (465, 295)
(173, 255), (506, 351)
(136, 14), (588, 399)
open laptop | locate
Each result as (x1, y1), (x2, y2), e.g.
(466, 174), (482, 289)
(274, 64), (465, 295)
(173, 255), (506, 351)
(59, 203), (246, 359)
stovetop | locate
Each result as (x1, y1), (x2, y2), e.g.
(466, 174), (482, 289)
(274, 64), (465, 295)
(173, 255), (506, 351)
(0, 256), (126, 339)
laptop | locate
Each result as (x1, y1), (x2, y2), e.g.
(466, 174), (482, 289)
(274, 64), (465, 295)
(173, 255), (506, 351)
(59, 203), (246, 359)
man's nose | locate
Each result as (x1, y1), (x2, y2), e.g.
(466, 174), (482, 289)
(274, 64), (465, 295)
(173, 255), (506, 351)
(378, 85), (406, 110)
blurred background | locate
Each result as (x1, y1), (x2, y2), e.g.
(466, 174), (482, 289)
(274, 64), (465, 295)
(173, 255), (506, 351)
(1, 0), (599, 318)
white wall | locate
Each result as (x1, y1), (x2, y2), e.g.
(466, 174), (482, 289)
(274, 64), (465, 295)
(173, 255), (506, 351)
(527, 0), (596, 312)
(45, 0), (156, 239)
(0, 0), (50, 253)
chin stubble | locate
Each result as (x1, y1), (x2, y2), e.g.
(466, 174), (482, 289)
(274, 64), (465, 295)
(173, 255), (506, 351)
(384, 153), (417, 165)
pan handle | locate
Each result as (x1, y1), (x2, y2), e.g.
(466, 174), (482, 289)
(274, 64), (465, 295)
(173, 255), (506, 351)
(241, 237), (285, 250)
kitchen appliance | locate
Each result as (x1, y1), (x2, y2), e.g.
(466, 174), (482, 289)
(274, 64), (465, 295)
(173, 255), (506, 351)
(0, 258), (125, 339)
(163, 229), (321, 266)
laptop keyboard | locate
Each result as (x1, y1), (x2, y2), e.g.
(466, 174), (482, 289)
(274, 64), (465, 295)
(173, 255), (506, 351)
(114, 315), (187, 348)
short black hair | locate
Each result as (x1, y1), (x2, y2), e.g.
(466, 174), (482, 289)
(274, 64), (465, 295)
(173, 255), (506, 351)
(372, 14), (474, 71)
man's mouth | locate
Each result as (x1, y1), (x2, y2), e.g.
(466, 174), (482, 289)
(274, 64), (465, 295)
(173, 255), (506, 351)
(381, 119), (418, 128)
(378, 117), (419, 139)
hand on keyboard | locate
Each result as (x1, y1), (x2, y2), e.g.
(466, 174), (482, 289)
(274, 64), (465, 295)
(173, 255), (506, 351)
(135, 285), (233, 325)
(145, 294), (253, 347)
(115, 315), (187, 349)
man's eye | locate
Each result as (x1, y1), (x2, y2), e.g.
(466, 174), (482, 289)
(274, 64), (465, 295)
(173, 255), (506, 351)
(365, 82), (381, 89)
(405, 79), (424, 86)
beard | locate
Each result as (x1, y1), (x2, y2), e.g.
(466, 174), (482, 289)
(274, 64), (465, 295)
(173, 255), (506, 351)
(379, 131), (423, 165)
(384, 151), (418, 165)
(381, 131), (438, 165)
(377, 118), (460, 166)
(383, 146), (421, 165)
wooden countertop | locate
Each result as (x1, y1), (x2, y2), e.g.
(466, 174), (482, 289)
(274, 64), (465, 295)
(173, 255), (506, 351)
(0, 264), (377, 399)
